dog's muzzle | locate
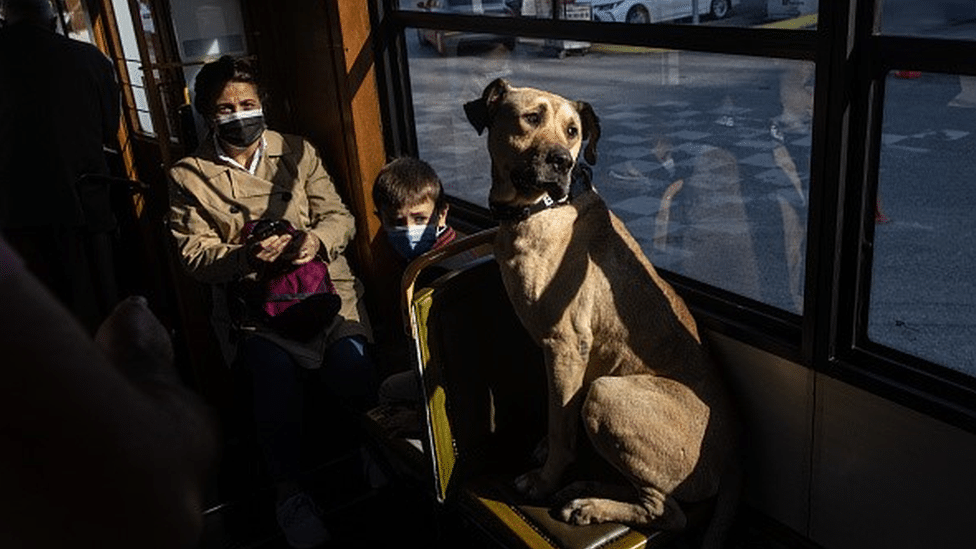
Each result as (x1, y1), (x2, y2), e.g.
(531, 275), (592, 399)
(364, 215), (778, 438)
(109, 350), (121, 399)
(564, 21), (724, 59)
(510, 145), (576, 200)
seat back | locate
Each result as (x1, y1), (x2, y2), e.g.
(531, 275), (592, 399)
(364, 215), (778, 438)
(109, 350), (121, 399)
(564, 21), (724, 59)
(406, 231), (546, 501)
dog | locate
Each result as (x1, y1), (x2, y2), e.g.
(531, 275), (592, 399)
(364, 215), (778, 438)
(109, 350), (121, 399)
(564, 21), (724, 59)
(464, 79), (742, 548)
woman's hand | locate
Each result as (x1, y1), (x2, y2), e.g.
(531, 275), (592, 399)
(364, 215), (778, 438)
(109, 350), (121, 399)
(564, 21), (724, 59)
(291, 232), (321, 265)
(249, 233), (293, 264)
(246, 230), (319, 270)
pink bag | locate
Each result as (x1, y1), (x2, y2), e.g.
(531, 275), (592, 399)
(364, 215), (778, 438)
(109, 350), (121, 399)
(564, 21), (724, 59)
(233, 220), (341, 341)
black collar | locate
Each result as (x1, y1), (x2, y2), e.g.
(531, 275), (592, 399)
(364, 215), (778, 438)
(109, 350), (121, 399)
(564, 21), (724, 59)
(490, 193), (567, 222)
(489, 164), (593, 223)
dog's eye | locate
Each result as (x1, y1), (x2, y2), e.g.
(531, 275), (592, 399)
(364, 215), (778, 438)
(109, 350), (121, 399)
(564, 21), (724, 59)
(567, 125), (579, 139)
(523, 112), (541, 126)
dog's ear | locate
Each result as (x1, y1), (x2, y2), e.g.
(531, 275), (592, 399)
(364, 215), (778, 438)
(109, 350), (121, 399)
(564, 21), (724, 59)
(575, 100), (601, 165)
(464, 78), (510, 135)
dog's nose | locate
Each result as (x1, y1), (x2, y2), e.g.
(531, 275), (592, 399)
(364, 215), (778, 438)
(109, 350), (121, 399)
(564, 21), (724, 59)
(546, 148), (574, 173)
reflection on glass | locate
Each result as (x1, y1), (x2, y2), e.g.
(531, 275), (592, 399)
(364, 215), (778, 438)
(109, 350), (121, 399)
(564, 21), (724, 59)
(586, 0), (737, 24)
(60, 0), (95, 43)
(409, 0), (521, 56)
(409, 0), (522, 17)
(400, 0), (818, 30)
(870, 71), (976, 376)
(878, 0), (976, 39)
(407, 31), (813, 313)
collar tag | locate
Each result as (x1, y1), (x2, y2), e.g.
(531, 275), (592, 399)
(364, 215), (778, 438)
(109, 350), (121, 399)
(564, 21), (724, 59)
(490, 192), (567, 223)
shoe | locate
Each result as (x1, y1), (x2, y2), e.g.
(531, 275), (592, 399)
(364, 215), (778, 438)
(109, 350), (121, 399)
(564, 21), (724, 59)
(276, 491), (330, 548)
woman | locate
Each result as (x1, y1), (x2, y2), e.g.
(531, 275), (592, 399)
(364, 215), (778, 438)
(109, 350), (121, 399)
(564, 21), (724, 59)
(168, 55), (375, 549)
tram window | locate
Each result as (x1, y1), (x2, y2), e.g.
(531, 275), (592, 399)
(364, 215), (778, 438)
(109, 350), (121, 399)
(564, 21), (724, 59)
(868, 71), (976, 377)
(878, 0), (976, 39)
(402, 0), (818, 29)
(408, 32), (813, 314)
(169, 0), (247, 62)
(110, 0), (156, 135)
(409, 0), (518, 17)
(389, 0), (976, 421)
(58, 0), (95, 44)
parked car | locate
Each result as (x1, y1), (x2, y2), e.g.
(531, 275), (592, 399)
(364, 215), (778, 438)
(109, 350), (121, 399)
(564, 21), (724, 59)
(592, 0), (739, 24)
(416, 0), (517, 56)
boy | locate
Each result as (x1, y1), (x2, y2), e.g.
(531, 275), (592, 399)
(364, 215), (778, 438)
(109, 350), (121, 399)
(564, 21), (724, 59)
(371, 157), (460, 422)
(373, 157), (456, 263)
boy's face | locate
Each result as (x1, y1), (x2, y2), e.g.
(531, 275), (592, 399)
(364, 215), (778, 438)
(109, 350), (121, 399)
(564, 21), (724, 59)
(380, 197), (447, 229)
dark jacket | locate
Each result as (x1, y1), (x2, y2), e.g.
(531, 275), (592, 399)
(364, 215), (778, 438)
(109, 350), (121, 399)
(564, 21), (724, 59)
(0, 22), (119, 229)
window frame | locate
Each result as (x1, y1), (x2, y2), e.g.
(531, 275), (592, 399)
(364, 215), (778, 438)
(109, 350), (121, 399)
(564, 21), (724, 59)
(373, 0), (976, 433)
(830, 0), (976, 431)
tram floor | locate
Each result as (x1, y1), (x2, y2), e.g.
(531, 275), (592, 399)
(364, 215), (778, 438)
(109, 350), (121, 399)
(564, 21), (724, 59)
(193, 392), (484, 548)
(194, 448), (459, 548)
(192, 388), (800, 549)
(195, 437), (801, 549)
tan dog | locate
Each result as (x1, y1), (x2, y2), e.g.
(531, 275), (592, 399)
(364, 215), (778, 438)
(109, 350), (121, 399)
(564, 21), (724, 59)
(465, 79), (742, 548)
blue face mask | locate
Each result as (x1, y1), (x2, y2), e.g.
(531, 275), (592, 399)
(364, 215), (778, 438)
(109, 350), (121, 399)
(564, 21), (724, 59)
(386, 223), (442, 260)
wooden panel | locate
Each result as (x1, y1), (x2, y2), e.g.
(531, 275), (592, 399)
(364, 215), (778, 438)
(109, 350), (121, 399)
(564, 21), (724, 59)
(244, 0), (399, 332)
(334, 0), (392, 283)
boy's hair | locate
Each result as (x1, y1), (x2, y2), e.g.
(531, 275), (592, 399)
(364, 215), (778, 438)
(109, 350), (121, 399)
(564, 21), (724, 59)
(193, 55), (266, 118)
(373, 157), (446, 216)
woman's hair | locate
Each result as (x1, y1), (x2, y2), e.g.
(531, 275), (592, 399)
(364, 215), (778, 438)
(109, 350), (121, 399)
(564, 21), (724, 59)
(373, 157), (446, 216)
(193, 55), (265, 118)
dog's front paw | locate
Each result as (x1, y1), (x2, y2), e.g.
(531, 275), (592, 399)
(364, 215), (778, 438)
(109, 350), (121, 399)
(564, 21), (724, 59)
(514, 468), (560, 500)
(558, 498), (608, 526)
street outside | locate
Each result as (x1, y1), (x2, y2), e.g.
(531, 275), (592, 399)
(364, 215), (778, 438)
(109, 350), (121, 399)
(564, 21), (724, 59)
(402, 0), (976, 375)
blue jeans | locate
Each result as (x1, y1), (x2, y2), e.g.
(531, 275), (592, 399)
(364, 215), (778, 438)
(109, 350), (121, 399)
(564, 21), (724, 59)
(235, 335), (376, 483)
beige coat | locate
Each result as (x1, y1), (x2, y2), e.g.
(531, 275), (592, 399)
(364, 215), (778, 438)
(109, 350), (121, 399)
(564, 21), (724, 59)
(168, 130), (370, 369)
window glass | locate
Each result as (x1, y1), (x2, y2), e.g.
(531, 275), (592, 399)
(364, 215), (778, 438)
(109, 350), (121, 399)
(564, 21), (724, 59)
(869, 71), (976, 376)
(410, 0), (519, 15)
(112, 0), (155, 135)
(878, 0), (976, 39)
(60, 0), (95, 43)
(169, 0), (247, 62)
(401, 0), (818, 30)
(129, 60), (151, 111)
(408, 31), (813, 313)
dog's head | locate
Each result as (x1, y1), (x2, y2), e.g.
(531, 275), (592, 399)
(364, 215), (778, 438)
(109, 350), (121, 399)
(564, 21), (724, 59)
(465, 79), (600, 206)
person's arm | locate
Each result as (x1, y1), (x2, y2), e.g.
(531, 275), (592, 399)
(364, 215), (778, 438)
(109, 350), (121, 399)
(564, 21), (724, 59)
(0, 238), (216, 549)
(301, 139), (356, 262)
(168, 164), (250, 283)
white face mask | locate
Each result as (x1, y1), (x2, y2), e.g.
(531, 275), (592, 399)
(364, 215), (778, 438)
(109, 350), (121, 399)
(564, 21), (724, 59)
(385, 223), (445, 260)
(214, 108), (265, 148)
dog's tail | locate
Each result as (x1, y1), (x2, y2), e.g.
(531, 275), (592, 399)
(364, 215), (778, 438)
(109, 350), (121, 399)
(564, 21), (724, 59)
(700, 445), (745, 549)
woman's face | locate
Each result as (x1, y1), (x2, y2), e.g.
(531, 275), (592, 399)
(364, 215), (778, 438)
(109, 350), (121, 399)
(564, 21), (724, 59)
(211, 81), (265, 150)
(213, 81), (261, 120)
